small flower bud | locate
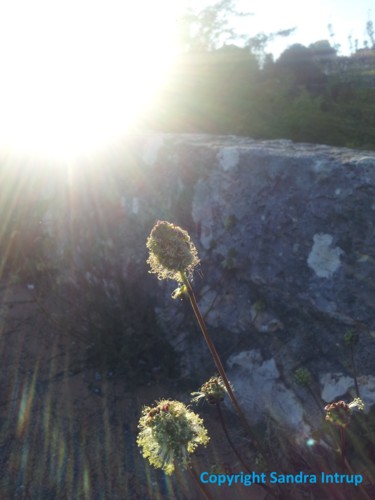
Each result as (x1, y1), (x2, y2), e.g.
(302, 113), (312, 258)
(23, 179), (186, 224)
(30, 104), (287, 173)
(324, 401), (351, 428)
(324, 398), (364, 428)
(191, 376), (227, 405)
(146, 221), (199, 282)
(171, 284), (188, 300)
(348, 397), (365, 411)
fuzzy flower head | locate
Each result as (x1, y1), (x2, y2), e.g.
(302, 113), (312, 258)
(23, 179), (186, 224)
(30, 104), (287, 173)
(137, 399), (209, 475)
(324, 398), (365, 428)
(191, 376), (227, 405)
(146, 221), (199, 282)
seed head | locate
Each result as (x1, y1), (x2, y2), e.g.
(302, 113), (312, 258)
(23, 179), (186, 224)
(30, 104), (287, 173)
(137, 399), (209, 475)
(324, 401), (351, 428)
(191, 376), (227, 405)
(146, 221), (199, 282)
(324, 398), (364, 428)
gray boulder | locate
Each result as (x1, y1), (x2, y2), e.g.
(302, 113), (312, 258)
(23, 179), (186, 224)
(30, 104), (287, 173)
(40, 133), (375, 436)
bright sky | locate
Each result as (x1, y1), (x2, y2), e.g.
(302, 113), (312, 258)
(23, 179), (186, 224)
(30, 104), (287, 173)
(0, 0), (182, 161)
(237, 0), (374, 57)
(0, 0), (373, 161)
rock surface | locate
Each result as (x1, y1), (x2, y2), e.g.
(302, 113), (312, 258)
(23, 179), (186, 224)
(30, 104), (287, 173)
(32, 133), (375, 436)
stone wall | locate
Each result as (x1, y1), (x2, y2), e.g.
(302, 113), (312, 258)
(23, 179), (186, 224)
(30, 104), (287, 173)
(36, 133), (375, 439)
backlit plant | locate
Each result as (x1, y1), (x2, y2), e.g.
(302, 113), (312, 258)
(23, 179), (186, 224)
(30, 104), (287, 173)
(140, 221), (272, 489)
(146, 220), (199, 282)
(145, 221), (261, 446)
(137, 399), (209, 475)
(324, 398), (365, 429)
(139, 220), (373, 498)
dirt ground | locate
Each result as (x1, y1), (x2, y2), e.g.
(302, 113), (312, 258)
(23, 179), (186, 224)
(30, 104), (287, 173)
(0, 283), (268, 500)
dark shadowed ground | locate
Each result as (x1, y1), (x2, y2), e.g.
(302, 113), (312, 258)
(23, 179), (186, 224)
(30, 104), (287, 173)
(0, 283), (267, 500)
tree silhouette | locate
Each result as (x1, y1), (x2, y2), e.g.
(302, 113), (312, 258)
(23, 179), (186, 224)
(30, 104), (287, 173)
(178, 0), (251, 52)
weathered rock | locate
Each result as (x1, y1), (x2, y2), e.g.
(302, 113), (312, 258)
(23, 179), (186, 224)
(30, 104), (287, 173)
(320, 372), (375, 410)
(320, 373), (355, 402)
(22, 133), (375, 438)
(227, 350), (312, 442)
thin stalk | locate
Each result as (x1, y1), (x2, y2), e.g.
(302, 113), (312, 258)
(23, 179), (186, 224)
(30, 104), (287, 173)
(342, 456), (372, 500)
(181, 272), (259, 446)
(215, 402), (252, 472)
(350, 347), (360, 398)
(330, 423), (372, 500)
(215, 402), (275, 498)
(339, 427), (347, 471)
(188, 463), (213, 500)
(181, 272), (286, 498)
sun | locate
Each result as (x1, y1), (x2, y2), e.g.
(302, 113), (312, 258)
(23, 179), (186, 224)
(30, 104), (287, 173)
(0, 0), (181, 161)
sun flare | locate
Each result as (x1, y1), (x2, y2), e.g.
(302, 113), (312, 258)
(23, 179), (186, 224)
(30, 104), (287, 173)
(0, 0), (180, 160)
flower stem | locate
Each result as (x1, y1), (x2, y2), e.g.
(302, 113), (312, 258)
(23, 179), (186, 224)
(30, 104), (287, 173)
(215, 402), (252, 472)
(215, 402), (275, 497)
(188, 462), (213, 500)
(181, 272), (287, 498)
(339, 426), (347, 470)
(350, 347), (360, 398)
(180, 272), (266, 456)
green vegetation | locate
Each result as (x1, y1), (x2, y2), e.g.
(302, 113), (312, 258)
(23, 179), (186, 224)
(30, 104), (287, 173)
(151, 44), (375, 150)
(148, 2), (375, 151)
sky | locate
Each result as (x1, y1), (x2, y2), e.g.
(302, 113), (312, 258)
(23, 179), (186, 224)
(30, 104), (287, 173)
(0, 0), (181, 159)
(0, 0), (373, 161)
(235, 0), (374, 57)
